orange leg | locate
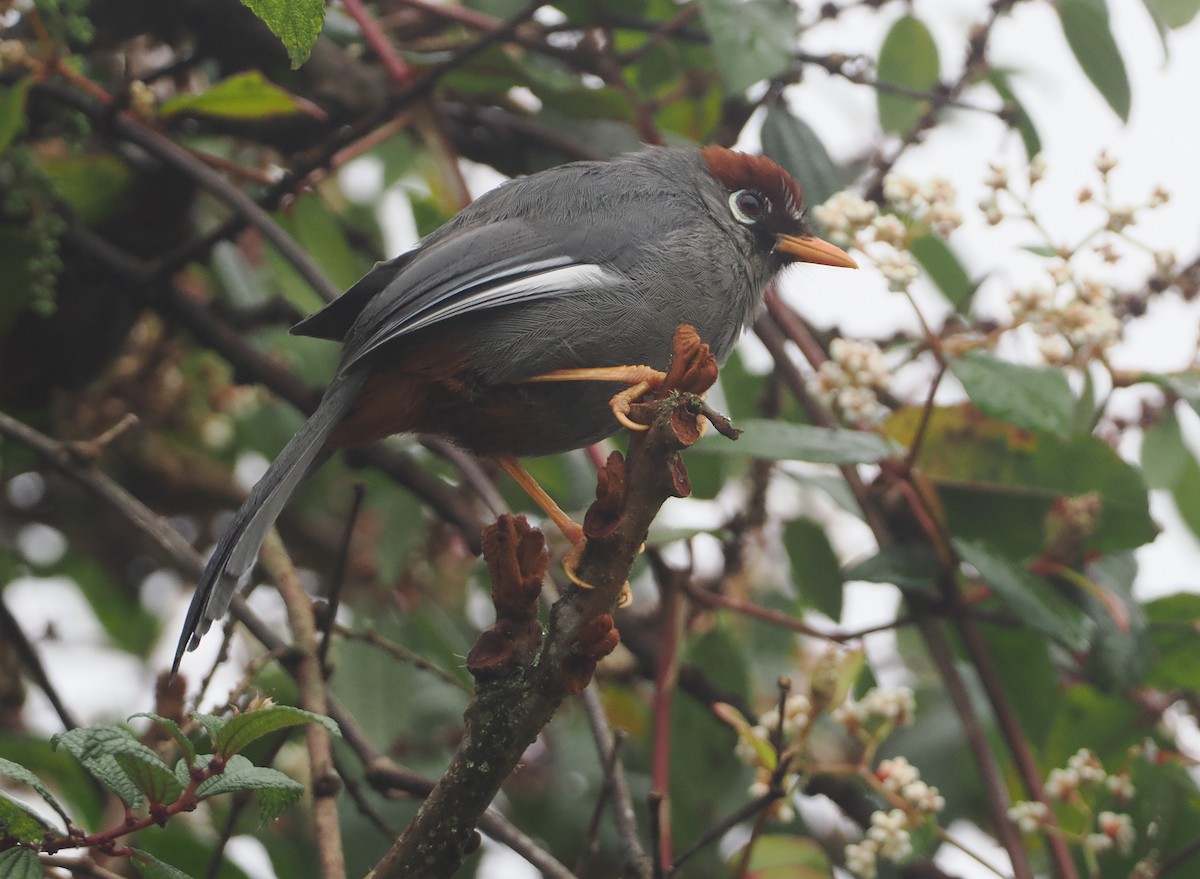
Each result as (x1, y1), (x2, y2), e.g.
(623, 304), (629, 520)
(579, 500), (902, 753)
(528, 365), (667, 432)
(495, 454), (631, 607)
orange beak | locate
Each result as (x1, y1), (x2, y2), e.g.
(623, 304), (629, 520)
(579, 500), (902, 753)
(774, 233), (858, 269)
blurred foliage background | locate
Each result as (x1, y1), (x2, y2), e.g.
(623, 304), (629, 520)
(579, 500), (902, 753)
(2, 0), (1200, 877)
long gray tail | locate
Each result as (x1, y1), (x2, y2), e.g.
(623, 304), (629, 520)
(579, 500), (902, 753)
(172, 373), (365, 674)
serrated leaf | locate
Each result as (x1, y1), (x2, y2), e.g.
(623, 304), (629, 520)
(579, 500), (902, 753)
(113, 750), (183, 807)
(948, 351), (1076, 437)
(240, 0), (325, 68)
(0, 793), (52, 844)
(987, 71), (1042, 160)
(130, 848), (200, 879)
(0, 757), (72, 825)
(694, 419), (899, 464)
(130, 714), (195, 766)
(697, 0), (796, 93)
(0, 76), (33, 156)
(191, 712), (228, 745)
(214, 705), (340, 758)
(194, 756), (304, 822)
(1079, 552), (1149, 691)
(1056, 0), (1131, 121)
(843, 545), (941, 593)
(954, 538), (1092, 650)
(52, 726), (147, 807)
(761, 110), (846, 212)
(877, 16), (940, 133)
(0, 847), (42, 879)
(910, 234), (974, 308)
(784, 518), (844, 619)
(160, 72), (315, 120)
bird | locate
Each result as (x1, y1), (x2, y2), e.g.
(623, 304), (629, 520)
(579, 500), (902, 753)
(172, 144), (856, 673)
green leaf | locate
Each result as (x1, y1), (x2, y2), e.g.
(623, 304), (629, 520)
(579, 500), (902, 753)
(41, 153), (136, 227)
(954, 538), (1092, 650)
(876, 15), (940, 133)
(843, 545), (941, 593)
(0, 76), (33, 156)
(194, 756), (304, 822)
(0, 793), (52, 844)
(1044, 685), (1141, 768)
(1144, 593), (1200, 690)
(52, 726), (177, 808)
(784, 518), (844, 619)
(160, 72), (315, 120)
(987, 71), (1042, 160)
(1056, 0), (1131, 121)
(213, 704), (339, 758)
(1079, 552), (1149, 692)
(1146, 0), (1200, 27)
(240, 0), (325, 68)
(130, 714), (196, 767)
(191, 713), (228, 745)
(694, 419), (899, 464)
(741, 834), (833, 878)
(697, 0), (796, 93)
(948, 351), (1076, 437)
(1142, 370), (1200, 417)
(1140, 407), (1188, 489)
(910, 234), (974, 308)
(130, 849), (199, 879)
(761, 110), (846, 212)
(0, 757), (72, 825)
(0, 847), (42, 879)
(1169, 451), (1200, 541)
(885, 404), (1157, 559)
(977, 623), (1059, 748)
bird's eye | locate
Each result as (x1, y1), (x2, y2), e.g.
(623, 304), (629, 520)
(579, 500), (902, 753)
(730, 190), (768, 224)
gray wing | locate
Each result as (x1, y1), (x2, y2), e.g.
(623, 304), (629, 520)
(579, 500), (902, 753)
(338, 218), (634, 370)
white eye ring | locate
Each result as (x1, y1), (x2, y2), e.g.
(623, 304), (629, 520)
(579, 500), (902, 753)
(729, 190), (766, 225)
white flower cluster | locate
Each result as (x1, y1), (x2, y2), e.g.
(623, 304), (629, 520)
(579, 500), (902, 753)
(876, 756), (946, 813)
(808, 338), (889, 423)
(845, 797), (936, 879)
(1008, 749), (1137, 859)
(882, 174), (962, 237)
(732, 693), (814, 823)
(832, 686), (916, 735)
(1007, 271), (1122, 364)
(812, 192), (878, 247)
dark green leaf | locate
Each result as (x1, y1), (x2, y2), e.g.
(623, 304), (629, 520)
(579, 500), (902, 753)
(113, 749), (183, 807)
(761, 110), (846, 211)
(194, 756), (304, 822)
(987, 71), (1042, 160)
(784, 518), (844, 619)
(1044, 685), (1141, 768)
(1146, 0), (1200, 27)
(1072, 365), (1097, 434)
(41, 153), (136, 227)
(0, 793), (52, 844)
(192, 713), (228, 745)
(240, 0), (325, 68)
(877, 16), (940, 133)
(1080, 552), (1149, 692)
(0, 758), (71, 826)
(214, 705), (339, 758)
(1144, 593), (1200, 690)
(1140, 407), (1188, 489)
(0, 77), (33, 156)
(954, 538), (1092, 650)
(910, 234), (974, 308)
(52, 726), (150, 807)
(885, 405), (1157, 558)
(843, 545), (941, 593)
(694, 419), (899, 464)
(0, 847), (42, 879)
(977, 623), (1059, 749)
(948, 351), (1076, 437)
(160, 72), (315, 120)
(1169, 451), (1200, 541)
(697, 0), (796, 93)
(130, 849), (199, 879)
(1056, 0), (1131, 121)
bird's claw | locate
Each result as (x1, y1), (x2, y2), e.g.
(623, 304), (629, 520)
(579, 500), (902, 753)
(563, 541), (632, 608)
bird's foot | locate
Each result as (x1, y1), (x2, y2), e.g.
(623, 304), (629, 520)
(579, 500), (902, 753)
(528, 364), (668, 432)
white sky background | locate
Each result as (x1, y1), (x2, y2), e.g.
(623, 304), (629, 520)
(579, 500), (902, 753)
(7, 2), (1200, 878)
